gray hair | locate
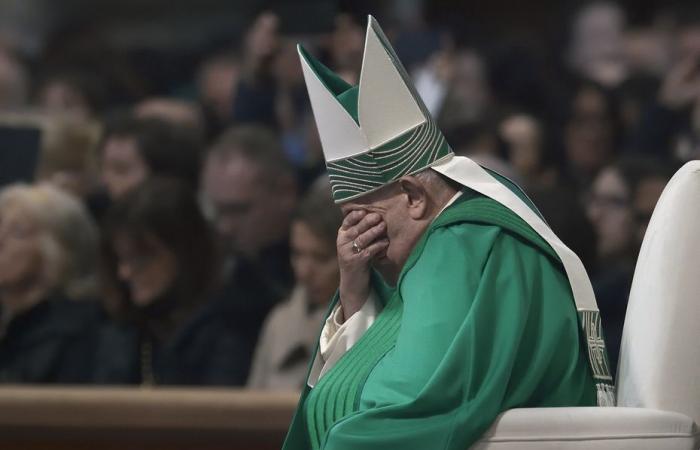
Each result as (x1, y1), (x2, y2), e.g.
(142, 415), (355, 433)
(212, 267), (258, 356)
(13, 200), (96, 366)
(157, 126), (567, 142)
(414, 168), (443, 184)
(0, 183), (99, 300)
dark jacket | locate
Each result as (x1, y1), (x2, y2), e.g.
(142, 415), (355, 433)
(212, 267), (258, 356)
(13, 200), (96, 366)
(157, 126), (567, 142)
(214, 242), (293, 351)
(0, 295), (100, 383)
(94, 296), (254, 386)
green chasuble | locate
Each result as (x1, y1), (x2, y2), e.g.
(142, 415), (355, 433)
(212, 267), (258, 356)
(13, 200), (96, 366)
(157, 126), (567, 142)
(282, 189), (597, 450)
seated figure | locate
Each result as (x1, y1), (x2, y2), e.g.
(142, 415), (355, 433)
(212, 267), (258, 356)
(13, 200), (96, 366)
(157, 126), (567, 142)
(0, 183), (100, 383)
(95, 177), (252, 386)
(283, 16), (614, 450)
(248, 177), (342, 390)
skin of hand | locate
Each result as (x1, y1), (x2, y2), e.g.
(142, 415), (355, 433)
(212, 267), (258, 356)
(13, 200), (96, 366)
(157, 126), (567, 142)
(335, 210), (389, 322)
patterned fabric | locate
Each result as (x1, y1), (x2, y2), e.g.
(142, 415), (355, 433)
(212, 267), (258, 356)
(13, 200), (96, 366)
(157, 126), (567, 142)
(579, 310), (616, 406)
(326, 120), (453, 202)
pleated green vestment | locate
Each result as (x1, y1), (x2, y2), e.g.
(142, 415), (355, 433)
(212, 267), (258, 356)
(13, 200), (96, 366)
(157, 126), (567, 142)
(282, 188), (597, 450)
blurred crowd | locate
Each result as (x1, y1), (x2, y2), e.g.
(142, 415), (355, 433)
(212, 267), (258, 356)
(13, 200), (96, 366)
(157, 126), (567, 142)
(0, 1), (697, 388)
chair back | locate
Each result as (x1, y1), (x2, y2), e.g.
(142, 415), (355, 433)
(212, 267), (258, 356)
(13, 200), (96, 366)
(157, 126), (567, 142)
(617, 161), (700, 426)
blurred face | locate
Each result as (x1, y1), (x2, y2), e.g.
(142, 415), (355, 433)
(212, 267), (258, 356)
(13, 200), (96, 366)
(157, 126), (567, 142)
(101, 137), (149, 200)
(565, 87), (614, 176)
(586, 167), (635, 260)
(198, 58), (239, 122)
(113, 233), (178, 307)
(440, 51), (489, 127)
(500, 114), (543, 176)
(202, 152), (291, 258)
(290, 221), (339, 306)
(0, 203), (44, 290)
(38, 80), (92, 120)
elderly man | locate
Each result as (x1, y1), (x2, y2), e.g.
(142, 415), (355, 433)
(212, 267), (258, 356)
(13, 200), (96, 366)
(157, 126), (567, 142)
(201, 125), (298, 353)
(282, 16), (614, 450)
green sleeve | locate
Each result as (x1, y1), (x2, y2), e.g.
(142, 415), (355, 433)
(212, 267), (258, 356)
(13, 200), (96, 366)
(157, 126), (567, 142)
(320, 223), (595, 450)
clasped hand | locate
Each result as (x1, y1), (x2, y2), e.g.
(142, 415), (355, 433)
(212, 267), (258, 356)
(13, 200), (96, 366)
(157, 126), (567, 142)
(336, 210), (388, 322)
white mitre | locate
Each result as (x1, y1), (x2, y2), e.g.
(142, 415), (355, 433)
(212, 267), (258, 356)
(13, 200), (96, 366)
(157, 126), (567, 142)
(297, 15), (453, 203)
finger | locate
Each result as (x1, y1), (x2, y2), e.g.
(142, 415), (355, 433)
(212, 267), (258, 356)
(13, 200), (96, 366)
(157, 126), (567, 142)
(340, 210), (366, 231)
(358, 238), (389, 259)
(352, 221), (386, 250)
(342, 213), (382, 241)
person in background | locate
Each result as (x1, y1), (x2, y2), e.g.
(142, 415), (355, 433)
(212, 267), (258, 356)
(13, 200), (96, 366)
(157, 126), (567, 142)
(99, 115), (202, 201)
(499, 113), (560, 190)
(528, 186), (598, 275)
(133, 97), (206, 143)
(248, 177), (341, 390)
(566, 2), (628, 88)
(586, 156), (672, 374)
(201, 124), (298, 347)
(0, 183), (99, 383)
(196, 51), (240, 131)
(95, 177), (252, 385)
(35, 117), (101, 200)
(35, 69), (107, 120)
(231, 12), (281, 128)
(563, 80), (622, 189)
(436, 49), (492, 132)
(0, 47), (28, 111)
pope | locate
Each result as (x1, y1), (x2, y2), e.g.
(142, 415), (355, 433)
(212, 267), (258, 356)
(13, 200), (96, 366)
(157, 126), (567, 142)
(283, 15), (614, 450)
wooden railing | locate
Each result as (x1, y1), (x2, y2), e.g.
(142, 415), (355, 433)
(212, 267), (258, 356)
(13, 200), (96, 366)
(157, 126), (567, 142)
(0, 386), (299, 450)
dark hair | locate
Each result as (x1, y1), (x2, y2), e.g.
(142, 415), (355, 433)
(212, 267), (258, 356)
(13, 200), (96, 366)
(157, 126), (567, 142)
(100, 177), (219, 319)
(613, 156), (674, 198)
(293, 177), (342, 246)
(528, 186), (598, 274)
(207, 124), (295, 189)
(565, 78), (624, 141)
(100, 115), (203, 191)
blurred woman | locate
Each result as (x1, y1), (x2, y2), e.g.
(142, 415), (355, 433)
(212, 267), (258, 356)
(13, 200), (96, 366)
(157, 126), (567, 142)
(247, 178), (342, 390)
(0, 183), (100, 383)
(564, 80), (622, 188)
(95, 177), (251, 385)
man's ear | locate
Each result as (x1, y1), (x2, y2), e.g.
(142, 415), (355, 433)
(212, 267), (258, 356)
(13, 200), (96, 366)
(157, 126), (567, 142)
(398, 176), (428, 220)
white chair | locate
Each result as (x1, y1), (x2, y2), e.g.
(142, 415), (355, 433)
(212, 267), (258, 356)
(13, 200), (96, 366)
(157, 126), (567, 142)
(473, 161), (700, 449)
